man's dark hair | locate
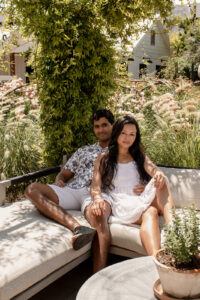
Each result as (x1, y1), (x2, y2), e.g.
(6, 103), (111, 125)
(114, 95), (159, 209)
(91, 109), (114, 125)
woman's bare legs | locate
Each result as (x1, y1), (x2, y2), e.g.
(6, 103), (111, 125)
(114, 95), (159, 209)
(85, 201), (111, 273)
(135, 179), (174, 255)
(154, 180), (174, 224)
(135, 206), (160, 255)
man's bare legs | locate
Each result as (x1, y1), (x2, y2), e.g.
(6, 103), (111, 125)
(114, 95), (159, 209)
(25, 183), (80, 229)
(25, 182), (96, 250)
(85, 201), (111, 273)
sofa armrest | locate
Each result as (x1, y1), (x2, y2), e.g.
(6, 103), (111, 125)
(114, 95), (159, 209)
(0, 165), (61, 206)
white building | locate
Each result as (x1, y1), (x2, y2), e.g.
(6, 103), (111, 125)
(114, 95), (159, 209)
(122, 4), (200, 79)
(126, 20), (171, 78)
(0, 15), (33, 82)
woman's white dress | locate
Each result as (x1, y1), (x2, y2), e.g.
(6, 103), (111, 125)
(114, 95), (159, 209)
(102, 161), (156, 225)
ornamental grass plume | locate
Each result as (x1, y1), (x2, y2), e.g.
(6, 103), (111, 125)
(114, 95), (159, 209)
(0, 173), (6, 180)
(158, 104), (171, 114)
(184, 100), (197, 106)
(175, 82), (192, 94)
(4, 150), (10, 159)
(185, 105), (196, 112)
(134, 113), (144, 121)
(143, 100), (155, 107)
(121, 93), (135, 102)
(162, 111), (172, 118)
(154, 115), (168, 128)
(14, 106), (25, 116)
(159, 93), (174, 102)
(152, 95), (160, 103)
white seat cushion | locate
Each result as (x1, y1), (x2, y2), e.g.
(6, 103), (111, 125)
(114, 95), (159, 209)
(110, 223), (147, 255)
(0, 200), (91, 300)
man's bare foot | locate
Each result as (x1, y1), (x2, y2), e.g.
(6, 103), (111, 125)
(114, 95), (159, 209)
(72, 226), (96, 250)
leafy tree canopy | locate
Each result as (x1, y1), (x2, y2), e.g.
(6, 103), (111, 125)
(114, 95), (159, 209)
(1, 0), (174, 164)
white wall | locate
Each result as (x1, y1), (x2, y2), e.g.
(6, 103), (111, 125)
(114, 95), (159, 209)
(15, 54), (26, 82)
(128, 23), (170, 79)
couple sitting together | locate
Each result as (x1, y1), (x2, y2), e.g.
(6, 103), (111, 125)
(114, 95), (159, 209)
(25, 109), (174, 273)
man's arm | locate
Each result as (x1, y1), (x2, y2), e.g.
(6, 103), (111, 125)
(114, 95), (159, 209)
(54, 147), (82, 187)
(54, 169), (74, 187)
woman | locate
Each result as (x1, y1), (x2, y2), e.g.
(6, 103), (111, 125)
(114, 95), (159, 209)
(90, 115), (174, 257)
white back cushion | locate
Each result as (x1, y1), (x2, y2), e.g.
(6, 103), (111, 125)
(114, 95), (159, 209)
(160, 166), (200, 209)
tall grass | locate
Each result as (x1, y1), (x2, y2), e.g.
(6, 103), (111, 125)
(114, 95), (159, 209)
(0, 122), (44, 180)
(112, 77), (200, 168)
(0, 78), (45, 180)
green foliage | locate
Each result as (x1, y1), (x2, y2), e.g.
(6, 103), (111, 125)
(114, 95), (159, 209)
(164, 205), (200, 265)
(1, 0), (174, 165)
(162, 16), (200, 80)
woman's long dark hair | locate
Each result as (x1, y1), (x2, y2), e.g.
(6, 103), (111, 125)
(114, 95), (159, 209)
(100, 115), (151, 191)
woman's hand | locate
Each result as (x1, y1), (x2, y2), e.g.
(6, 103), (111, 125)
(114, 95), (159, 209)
(153, 170), (165, 189)
(91, 199), (106, 216)
(133, 184), (146, 195)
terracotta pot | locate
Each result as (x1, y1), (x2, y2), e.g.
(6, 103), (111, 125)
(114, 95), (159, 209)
(153, 249), (200, 299)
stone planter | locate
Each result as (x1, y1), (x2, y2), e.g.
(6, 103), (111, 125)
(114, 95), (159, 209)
(153, 249), (200, 299)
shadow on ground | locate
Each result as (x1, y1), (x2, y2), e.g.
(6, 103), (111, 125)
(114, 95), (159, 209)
(30, 254), (128, 300)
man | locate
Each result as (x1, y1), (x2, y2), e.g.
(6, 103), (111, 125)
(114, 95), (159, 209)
(25, 109), (114, 251)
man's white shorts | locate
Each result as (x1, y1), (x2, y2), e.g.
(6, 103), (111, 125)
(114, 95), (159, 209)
(48, 184), (92, 214)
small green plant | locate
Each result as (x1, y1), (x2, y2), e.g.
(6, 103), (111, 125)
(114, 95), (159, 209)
(164, 205), (200, 265)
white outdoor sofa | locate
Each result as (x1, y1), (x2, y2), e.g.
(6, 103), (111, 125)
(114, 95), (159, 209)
(0, 165), (200, 300)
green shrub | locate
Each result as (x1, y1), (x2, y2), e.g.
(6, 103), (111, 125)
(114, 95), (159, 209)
(164, 205), (200, 265)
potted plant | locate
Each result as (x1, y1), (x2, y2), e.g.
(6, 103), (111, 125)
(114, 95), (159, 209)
(153, 205), (200, 299)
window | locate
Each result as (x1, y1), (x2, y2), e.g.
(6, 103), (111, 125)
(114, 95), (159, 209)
(139, 64), (147, 77)
(156, 65), (165, 78)
(26, 65), (34, 83)
(150, 30), (156, 46)
(2, 34), (7, 41)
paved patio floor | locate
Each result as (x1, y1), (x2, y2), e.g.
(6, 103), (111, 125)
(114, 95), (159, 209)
(29, 254), (127, 300)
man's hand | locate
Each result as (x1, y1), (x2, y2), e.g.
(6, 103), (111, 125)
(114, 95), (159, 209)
(153, 171), (165, 189)
(54, 179), (67, 187)
(91, 199), (106, 216)
(133, 184), (146, 195)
